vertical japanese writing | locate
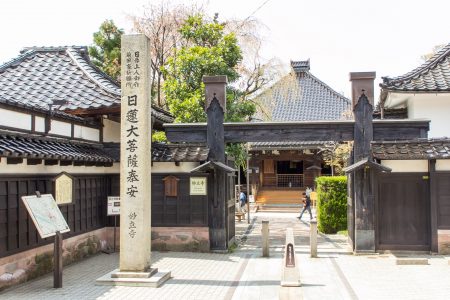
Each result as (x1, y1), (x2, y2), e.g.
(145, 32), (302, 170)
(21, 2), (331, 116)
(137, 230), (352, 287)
(124, 51), (143, 238)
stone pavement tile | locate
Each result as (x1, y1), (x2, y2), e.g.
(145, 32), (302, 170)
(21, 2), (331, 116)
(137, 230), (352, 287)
(335, 254), (450, 300)
(0, 251), (247, 300)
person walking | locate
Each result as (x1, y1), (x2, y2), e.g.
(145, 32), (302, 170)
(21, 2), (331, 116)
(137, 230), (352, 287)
(298, 191), (313, 220)
(239, 191), (247, 212)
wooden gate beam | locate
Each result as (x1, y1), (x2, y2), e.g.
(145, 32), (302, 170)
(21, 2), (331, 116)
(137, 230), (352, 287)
(164, 119), (429, 143)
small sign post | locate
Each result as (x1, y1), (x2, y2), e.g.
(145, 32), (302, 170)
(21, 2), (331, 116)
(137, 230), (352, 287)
(107, 196), (120, 252)
(21, 191), (70, 288)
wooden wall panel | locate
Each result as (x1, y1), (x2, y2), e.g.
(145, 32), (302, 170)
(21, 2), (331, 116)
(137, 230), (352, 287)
(0, 174), (117, 258)
(436, 173), (450, 229)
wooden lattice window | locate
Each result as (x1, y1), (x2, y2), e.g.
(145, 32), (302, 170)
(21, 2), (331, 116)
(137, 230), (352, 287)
(163, 175), (179, 197)
(264, 159), (274, 174)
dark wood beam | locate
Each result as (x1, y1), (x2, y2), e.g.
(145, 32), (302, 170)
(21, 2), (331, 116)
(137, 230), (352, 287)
(27, 158), (42, 165)
(68, 106), (120, 116)
(44, 159), (58, 166)
(164, 119), (429, 143)
(59, 160), (73, 166)
(7, 157), (23, 164)
(73, 161), (85, 166)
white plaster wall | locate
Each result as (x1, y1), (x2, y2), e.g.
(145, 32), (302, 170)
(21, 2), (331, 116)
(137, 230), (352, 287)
(408, 94), (450, 138)
(152, 162), (200, 173)
(74, 125), (99, 142)
(0, 108), (31, 130)
(49, 120), (71, 137)
(381, 160), (428, 172)
(436, 160), (450, 171)
(0, 159), (119, 174)
(103, 119), (120, 142)
(35, 116), (45, 132)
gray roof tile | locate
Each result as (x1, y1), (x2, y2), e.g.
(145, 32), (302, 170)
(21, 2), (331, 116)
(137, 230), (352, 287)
(381, 43), (450, 92)
(254, 60), (351, 122)
(372, 138), (450, 160)
(103, 142), (209, 162)
(0, 130), (115, 162)
(0, 46), (174, 123)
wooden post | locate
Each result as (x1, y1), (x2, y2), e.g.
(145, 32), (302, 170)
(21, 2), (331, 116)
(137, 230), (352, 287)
(204, 76), (228, 251)
(353, 93), (375, 252)
(262, 220), (269, 257)
(54, 231), (63, 288)
(429, 159), (438, 252)
(310, 220), (317, 258)
(246, 152), (250, 224)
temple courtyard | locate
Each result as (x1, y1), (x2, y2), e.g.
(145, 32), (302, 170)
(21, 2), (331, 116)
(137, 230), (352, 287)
(1, 212), (449, 300)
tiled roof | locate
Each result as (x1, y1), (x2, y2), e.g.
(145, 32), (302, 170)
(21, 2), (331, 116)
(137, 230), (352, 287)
(103, 142), (209, 162)
(380, 43), (450, 92)
(250, 141), (331, 150)
(372, 138), (450, 160)
(152, 143), (209, 162)
(0, 130), (115, 163)
(0, 46), (174, 123)
(254, 60), (351, 121)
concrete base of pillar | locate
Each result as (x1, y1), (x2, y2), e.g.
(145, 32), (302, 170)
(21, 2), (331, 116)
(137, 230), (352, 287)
(96, 268), (171, 288)
(355, 229), (375, 253)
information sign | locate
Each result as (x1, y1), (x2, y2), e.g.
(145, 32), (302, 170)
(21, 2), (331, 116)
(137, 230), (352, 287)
(21, 194), (70, 238)
(107, 196), (121, 216)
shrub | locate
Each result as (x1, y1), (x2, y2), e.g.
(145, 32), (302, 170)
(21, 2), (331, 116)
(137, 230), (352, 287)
(315, 176), (347, 234)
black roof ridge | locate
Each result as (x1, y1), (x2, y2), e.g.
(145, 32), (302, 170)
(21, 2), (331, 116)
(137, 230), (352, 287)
(65, 47), (121, 97)
(0, 46), (85, 72)
(381, 42), (450, 88)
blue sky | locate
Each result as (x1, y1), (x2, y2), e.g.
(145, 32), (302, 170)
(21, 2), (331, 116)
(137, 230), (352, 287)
(1, 0), (449, 101)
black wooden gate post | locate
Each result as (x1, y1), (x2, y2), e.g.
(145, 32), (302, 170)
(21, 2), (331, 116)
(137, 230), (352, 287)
(203, 76), (228, 251)
(352, 93), (376, 252)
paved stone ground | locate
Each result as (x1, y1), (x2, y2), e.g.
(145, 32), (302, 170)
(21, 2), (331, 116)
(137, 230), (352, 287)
(1, 211), (450, 300)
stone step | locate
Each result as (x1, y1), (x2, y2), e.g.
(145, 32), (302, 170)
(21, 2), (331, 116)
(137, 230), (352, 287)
(395, 258), (429, 265)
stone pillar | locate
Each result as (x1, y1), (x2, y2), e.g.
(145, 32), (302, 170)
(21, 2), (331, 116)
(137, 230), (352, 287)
(349, 72), (376, 107)
(310, 220), (317, 258)
(262, 220), (270, 257)
(119, 34), (152, 272)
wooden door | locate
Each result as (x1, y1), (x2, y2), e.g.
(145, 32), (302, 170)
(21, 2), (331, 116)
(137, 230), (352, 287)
(377, 173), (430, 251)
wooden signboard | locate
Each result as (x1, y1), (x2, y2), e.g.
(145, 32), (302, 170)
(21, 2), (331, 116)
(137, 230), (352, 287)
(54, 172), (73, 205)
(21, 194), (70, 238)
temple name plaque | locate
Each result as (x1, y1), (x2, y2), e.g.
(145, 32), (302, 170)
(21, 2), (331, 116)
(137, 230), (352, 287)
(190, 177), (207, 195)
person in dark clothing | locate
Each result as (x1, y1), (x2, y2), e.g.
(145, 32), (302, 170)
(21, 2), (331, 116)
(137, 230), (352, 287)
(239, 192), (247, 212)
(298, 192), (313, 220)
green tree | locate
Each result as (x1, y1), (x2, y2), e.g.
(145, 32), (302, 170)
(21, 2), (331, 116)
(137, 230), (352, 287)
(163, 14), (255, 123)
(88, 20), (124, 82)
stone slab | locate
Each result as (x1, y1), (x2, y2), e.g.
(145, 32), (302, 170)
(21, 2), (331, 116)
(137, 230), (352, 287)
(395, 258), (429, 265)
(279, 286), (303, 300)
(95, 269), (171, 287)
(111, 268), (157, 278)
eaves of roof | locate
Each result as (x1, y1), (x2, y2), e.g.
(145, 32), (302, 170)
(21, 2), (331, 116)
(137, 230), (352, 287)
(380, 42), (450, 92)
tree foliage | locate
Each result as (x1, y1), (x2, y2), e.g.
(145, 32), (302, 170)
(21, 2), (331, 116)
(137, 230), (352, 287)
(88, 20), (124, 82)
(129, 2), (205, 107)
(163, 14), (252, 123)
(316, 176), (347, 234)
(321, 142), (352, 176)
